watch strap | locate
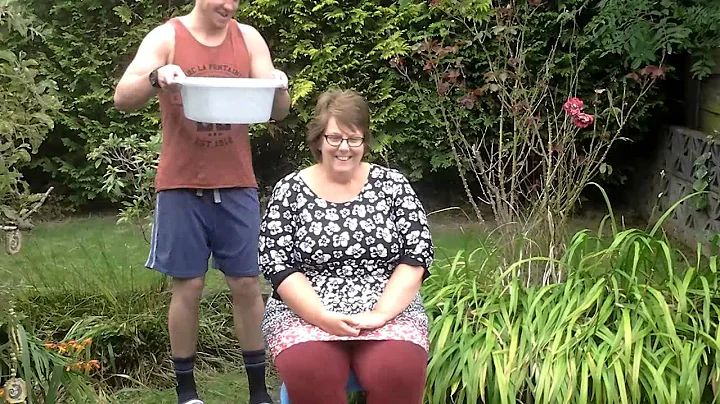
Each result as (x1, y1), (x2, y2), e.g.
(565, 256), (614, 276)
(149, 68), (161, 89)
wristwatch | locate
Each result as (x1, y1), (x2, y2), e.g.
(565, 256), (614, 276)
(149, 68), (161, 89)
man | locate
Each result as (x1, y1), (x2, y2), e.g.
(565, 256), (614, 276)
(113, 1), (290, 403)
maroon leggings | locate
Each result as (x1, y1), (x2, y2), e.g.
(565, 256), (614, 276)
(274, 340), (428, 404)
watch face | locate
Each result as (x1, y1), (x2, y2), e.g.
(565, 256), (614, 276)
(149, 70), (160, 88)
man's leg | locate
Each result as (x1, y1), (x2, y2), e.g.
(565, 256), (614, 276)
(211, 187), (272, 404)
(146, 189), (213, 404)
(226, 275), (272, 403)
(169, 276), (206, 403)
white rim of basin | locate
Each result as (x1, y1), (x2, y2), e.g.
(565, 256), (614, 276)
(177, 77), (284, 88)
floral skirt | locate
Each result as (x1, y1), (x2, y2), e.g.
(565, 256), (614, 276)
(265, 313), (429, 360)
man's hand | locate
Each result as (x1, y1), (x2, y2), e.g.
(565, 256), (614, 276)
(270, 69), (288, 91)
(156, 64), (186, 91)
(350, 311), (391, 331)
(316, 311), (360, 337)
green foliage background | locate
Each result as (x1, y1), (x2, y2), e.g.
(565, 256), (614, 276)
(10, 0), (720, 210)
(0, 0), (60, 224)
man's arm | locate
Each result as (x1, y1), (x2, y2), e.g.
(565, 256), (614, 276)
(239, 23), (291, 121)
(114, 24), (174, 112)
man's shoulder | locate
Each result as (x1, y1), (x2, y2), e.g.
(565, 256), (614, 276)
(236, 22), (260, 36)
(235, 22), (266, 47)
(144, 20), (176, 43)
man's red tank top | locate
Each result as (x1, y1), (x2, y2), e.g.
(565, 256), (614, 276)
(155, 18), (258, 191)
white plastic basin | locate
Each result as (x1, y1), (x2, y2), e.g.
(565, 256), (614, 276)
(177, 77), (283, 124)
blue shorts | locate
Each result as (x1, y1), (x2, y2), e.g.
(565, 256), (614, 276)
(145, 187), (260, 279)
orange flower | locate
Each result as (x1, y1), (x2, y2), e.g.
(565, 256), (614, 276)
(82, 338), (93, 345)
(44, 343), (56, 349)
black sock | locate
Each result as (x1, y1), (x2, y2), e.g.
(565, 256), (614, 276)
(243, 349), (272, 404)
(173, 356), (199, 403)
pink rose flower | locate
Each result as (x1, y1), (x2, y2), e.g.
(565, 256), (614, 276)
(563, 97), (584, 116)
(572, 112), (594, 129)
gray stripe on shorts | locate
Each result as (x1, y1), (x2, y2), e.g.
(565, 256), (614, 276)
(144, 194), (161, 268)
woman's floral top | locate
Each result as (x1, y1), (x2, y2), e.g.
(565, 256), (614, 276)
(258, 164), (434, 359)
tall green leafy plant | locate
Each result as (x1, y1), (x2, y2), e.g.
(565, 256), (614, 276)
(0, 0), (59, 250)
(1, 287), (101, 403)
(421, 190), (720, 403)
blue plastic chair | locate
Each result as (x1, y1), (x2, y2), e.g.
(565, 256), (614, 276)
(279, 370), (363, 404)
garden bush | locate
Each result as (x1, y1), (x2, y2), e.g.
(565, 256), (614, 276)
(0, 1), (99, 401)
(15, 285), (247, 392)
(0, 0), (59, 233)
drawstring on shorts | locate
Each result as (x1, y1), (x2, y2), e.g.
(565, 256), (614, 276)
(195, 189), (222, 203)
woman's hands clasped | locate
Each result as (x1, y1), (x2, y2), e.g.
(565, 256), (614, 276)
(316, 310), (391, 337)
(317, 311), (361, 336)
(350, 311), (390, 330)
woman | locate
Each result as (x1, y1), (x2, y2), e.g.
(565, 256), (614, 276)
(258, 89), (434, 404)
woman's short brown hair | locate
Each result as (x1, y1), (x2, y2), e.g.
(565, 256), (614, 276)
(306, 89), (371, 162)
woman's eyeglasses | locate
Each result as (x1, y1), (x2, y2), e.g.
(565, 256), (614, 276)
(324, 134), (364, 148)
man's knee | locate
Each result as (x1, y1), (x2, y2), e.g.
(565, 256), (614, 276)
(226, 276), (262, 305)
(171, 276), (205, 303)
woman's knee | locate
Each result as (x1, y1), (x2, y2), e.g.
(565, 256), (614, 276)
(275, 342), (350, 391)
(361, 357), (426, 390)
(354, 341), (428, 396)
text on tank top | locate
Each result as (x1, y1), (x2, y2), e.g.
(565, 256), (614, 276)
(155, 17), (258, 191)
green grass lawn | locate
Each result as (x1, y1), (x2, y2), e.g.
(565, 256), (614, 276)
(1, 215), (243, 294)
(112, 368), (283, 403)
(0, 214), (482, 293)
